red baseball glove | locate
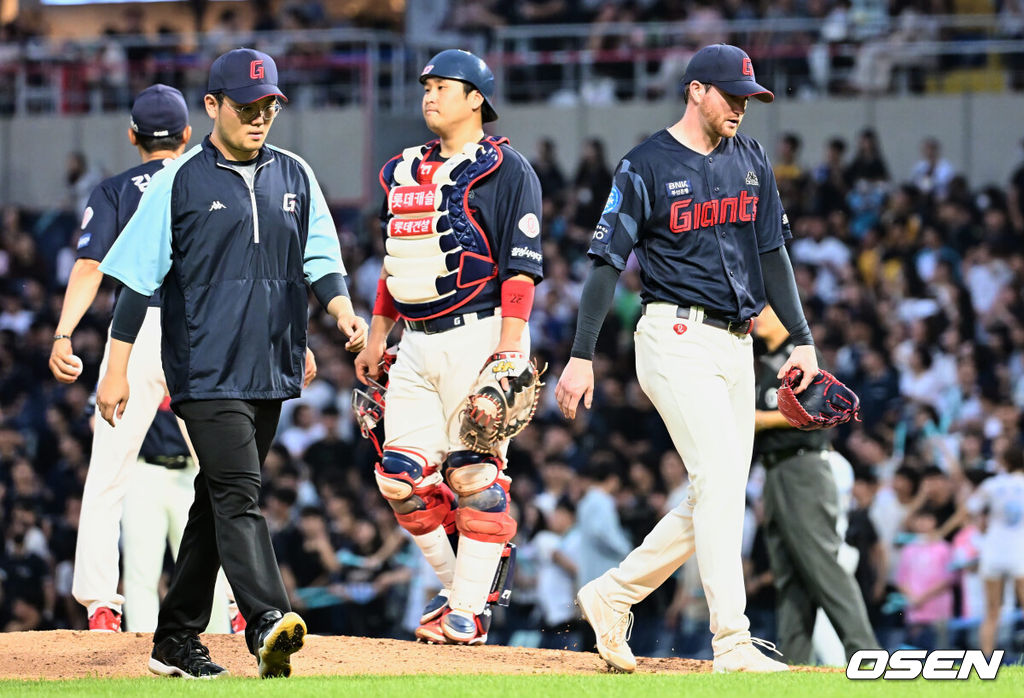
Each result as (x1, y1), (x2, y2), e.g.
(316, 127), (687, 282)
(777, 368), (860, 431)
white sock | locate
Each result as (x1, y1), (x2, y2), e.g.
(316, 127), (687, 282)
(412, 526), (456, 589)
(87, 601), (121, 617)
(449, 537), (504, 615)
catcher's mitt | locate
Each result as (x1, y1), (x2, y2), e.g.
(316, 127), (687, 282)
(777, 368), (860, 431)
(459, 351), (545, 454)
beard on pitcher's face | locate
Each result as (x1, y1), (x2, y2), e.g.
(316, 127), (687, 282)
(698, 85), (747, 138)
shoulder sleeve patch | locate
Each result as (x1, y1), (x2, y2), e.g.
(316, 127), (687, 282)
(518, 212), (540, 238)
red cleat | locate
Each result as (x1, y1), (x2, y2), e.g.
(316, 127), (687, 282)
(414, 614), (449, 644)
(88, 607), (121, 632)
(440, 608), (491, 646)
(229, 605), (246, 634)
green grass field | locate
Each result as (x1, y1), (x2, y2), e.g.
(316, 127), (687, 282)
(2, 668), (1023, 698)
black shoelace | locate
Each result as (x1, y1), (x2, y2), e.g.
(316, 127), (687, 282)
(182, 635), (214, 669)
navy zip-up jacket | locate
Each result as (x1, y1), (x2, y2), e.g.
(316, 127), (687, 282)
(100, 135), (345, 403)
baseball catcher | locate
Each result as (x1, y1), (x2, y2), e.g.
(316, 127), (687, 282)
(776, 368), (860, 430)
(354, 48), (545, 646)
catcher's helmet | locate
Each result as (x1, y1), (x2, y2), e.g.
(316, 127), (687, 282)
(419, 49), (498, 123)
(351, 346), (399, 457)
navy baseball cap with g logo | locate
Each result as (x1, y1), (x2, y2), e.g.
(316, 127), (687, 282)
(131, 84), (189, 137)
(207, 48), (288, 104)
(681, 44), (774, 103)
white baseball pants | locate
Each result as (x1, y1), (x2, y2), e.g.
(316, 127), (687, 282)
(73, 308), (168, 615)
(385, 314), (527, 461)
(72, 307), (232, 629)
(590, 304), (754, 655)
(121, 459), (231, 633)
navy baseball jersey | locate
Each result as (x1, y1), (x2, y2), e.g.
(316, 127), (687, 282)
(138, 397), (191, 462)
(78, 158), (172, 306)
(589, 130), (791, 322)
(379, 140), (544, 318)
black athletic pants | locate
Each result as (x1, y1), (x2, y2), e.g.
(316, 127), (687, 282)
(155, 399), (289, 654)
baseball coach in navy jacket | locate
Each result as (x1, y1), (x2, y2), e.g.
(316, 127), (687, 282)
(95, 48), (367, 679)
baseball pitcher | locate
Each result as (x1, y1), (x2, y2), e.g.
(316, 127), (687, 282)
(556, 44), (818, 673)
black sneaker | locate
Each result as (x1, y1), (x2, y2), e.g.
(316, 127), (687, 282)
(148, 634), (228, 679)
(256, 611), (306, 679)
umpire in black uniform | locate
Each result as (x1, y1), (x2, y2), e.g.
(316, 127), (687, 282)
(753, 305), (878, 665)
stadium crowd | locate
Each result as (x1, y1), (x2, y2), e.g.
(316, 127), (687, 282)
(1, 121), (1023, 662)
(3, 0), (1024, 115)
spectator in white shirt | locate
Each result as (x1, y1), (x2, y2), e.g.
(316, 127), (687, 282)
(576, 460), (633, 587)
(963, 244), (1013, 318)
(899, 345), (945, 410)
(279, 404), (327, 458)
(533, 499), (584, 649)
(910, 137), (956, 200)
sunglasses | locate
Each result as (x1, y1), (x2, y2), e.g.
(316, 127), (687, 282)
(223, 99), (282, 124)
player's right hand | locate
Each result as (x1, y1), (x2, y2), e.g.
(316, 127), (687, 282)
(337, 314), (369, 353)
(555, 357), (595, 420)
(354, 342), (385, 385)
(96, 371), (130, 427)
(303, 347), (318, 389)
(49, 339), (83, 384)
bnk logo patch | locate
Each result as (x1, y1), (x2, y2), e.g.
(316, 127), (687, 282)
(666, 180), (692, 197)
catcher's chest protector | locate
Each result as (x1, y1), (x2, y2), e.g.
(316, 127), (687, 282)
(379, 137), (506, 320)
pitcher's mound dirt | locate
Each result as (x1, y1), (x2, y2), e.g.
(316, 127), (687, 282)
(0, 631), (714, 679)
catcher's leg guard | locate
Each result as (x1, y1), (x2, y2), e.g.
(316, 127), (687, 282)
(488, 543), (516, 607)
(449, 491), (516, 615)
(420, 589), (450, 624)
(420, 544), (515, 629)
(445, 450), (502, 497)
(446, 450), (516, 544)
(376, 449), (455, 535)
(445, 451), (517, 618)
(454, 486), (518, 543)
(440, 606), (493, 645)
(377, 449), (457, 590)
(446, 450), (516, 543)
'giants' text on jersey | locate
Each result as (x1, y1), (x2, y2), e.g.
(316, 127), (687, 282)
(589, 130), (791, 322)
